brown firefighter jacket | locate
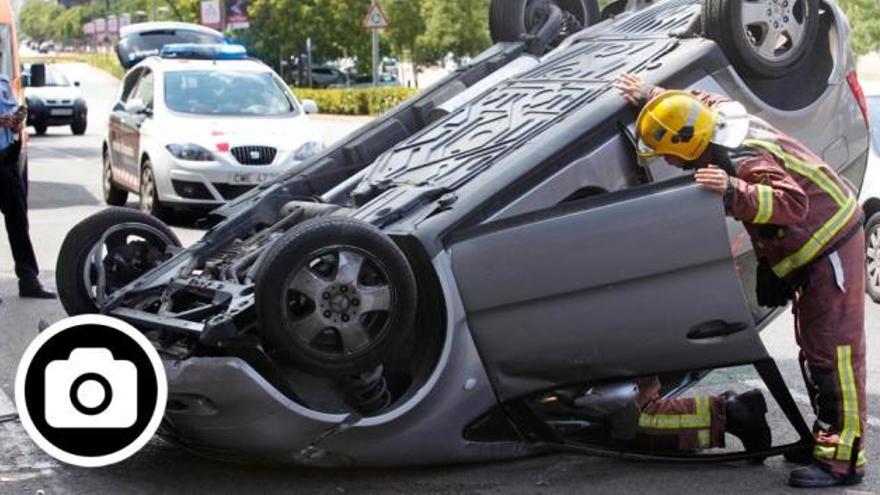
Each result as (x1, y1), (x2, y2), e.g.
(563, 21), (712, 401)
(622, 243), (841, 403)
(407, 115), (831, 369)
(649, 87), (861, 278)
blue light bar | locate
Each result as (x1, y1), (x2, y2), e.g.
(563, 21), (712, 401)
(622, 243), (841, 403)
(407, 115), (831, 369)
(160, 43), (247, 60)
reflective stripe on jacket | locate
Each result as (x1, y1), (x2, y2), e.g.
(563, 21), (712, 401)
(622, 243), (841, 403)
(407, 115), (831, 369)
(647, 86), (860, 278)
(734, 138), (859, 278)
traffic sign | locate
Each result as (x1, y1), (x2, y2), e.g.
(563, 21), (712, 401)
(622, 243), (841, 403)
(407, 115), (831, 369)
(362, 1), (389, 30)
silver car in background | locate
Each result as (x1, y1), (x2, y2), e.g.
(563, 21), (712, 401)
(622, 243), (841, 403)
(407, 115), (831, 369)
(859, 82), (880, 301)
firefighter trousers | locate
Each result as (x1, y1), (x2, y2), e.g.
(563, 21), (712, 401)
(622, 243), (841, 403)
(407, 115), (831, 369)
(795, 229), (867, 476)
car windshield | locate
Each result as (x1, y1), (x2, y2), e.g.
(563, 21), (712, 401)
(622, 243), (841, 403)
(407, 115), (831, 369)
(164, 70), (298, 116)
(870, 96), (880, 149)
(45, 68), (71, 86)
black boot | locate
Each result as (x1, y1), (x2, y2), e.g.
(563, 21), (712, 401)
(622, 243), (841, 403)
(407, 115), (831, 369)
(19, 279), (57, 299)
(789, 463), (864, 488)
(723, 389), (771, 455)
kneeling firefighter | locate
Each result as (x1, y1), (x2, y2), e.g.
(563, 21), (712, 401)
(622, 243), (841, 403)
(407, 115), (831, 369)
(614, 73), (867, 488)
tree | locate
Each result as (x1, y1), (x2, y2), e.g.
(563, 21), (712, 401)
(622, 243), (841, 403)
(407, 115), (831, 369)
(838, 0), (880, 55)
(385, 0), (425, 83)
(20, 0), (65, 42)
(417, 0), (490, 62)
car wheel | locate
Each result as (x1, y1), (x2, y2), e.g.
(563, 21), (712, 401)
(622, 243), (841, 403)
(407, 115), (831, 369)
(255, 217), (418, 378)
(71, 116), (87, 135)
(103, 150), (128, 206)
(490, 0), (600, 44)
(56, 207), (181, 315)
(33, 123), (47, 136)
(139, 161), (169, 219)
(866, 213), (880, 303)
(703, 0), (820, 78)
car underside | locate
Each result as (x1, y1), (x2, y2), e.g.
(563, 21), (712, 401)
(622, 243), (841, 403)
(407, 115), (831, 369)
(57, 0), (870, 466)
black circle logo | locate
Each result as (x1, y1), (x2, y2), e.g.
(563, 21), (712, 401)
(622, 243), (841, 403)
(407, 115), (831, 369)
(69, 373), (114, 416)
(15, 315), (167, 467)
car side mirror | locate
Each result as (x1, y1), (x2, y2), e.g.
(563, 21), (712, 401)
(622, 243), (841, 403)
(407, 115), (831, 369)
(21, 74), (30, 87)
(29, 63), (46, 88)
(125, 99), (148, 115)
(301, 99), (318, 115)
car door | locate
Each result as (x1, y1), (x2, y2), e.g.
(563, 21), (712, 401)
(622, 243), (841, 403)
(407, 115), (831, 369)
(449, 180), (768, 401)
(109, 68), (143, 189)
(119, 69), (153, 190)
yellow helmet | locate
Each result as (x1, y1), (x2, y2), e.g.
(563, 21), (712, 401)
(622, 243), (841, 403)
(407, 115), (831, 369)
(635, 91), (719, 161)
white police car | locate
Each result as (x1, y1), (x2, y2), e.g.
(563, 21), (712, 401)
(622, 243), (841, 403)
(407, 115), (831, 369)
(103, 43), (323, 218)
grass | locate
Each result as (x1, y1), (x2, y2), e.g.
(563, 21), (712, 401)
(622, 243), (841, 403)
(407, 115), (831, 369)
(23, 52), (125, 80)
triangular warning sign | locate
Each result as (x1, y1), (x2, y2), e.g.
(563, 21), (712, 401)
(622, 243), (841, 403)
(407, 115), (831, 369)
(363, 2), (389, 30)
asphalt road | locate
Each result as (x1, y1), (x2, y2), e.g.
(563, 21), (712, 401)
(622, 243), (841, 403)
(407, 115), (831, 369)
(0, 63), (878, 494)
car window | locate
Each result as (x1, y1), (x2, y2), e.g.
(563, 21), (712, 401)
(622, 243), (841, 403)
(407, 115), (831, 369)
(133, 70), (154, 108)
(870, 96), (879, 150)
(0, 25), (13, 78)
(120, 68), (144, 102)
(163, 70), (298, 116)
(45, 68), (71, 87)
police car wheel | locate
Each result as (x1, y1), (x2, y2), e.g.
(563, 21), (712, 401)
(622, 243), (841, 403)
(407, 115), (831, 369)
(103, 150), (128, 206)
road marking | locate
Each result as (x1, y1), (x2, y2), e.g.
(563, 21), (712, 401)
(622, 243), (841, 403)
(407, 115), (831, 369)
(744, 379), (880, 429)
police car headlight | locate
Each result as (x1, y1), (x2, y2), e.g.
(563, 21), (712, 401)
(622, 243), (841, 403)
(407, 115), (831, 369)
(166, 143), (215, 161)
(294, 141), (323, 161)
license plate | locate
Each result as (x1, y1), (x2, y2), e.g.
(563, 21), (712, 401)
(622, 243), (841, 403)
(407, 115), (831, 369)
(50, 108), (74, 116)
(230, 172), (278, 185)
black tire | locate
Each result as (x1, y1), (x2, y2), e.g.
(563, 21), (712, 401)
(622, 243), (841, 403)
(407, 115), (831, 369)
(255, 217), (418, 377)
(71, 116), (87, 135)
(33, 123), (47, 136)
(56, 207), (181, 315)
(703, 0), (820, 78)
(490, 0), (600, 43)
(139, 160), (170, 220)
(866, 212), (880, 304)
(103, 149), (128, 206)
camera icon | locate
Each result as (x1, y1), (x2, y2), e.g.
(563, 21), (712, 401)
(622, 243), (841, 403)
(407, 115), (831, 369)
(44, 348), (137, 429)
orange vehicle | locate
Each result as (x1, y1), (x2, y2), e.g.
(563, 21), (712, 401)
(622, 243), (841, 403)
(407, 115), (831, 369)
(0, 0), (27, 175)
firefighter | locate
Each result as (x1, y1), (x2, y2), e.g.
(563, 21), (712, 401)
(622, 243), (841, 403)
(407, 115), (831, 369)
(615, 73), (867, 488)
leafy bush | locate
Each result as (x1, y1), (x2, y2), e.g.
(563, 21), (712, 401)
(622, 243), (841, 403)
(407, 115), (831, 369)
(79, 53), (125, 80)
(292, 87), (419, 115)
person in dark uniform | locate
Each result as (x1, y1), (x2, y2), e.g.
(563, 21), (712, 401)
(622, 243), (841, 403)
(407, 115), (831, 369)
(0, 74), (55, 303)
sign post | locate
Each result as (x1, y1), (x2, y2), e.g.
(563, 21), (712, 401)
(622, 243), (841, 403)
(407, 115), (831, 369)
(362, 0), (389, 88)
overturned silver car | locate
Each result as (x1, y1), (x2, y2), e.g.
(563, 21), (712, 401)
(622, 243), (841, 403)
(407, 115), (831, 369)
(57, 0), (871, 466)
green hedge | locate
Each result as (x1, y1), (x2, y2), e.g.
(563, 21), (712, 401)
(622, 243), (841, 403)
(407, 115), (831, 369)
(292, 87), (419, 115)
(76, 53), (126, 80)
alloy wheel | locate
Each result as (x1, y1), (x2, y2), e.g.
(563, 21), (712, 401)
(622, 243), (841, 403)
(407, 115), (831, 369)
(140, 168), (155, 214)
(281, 246), (394, 359)
(740, 0), (811, 63)
(102, 154), (113, 198)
